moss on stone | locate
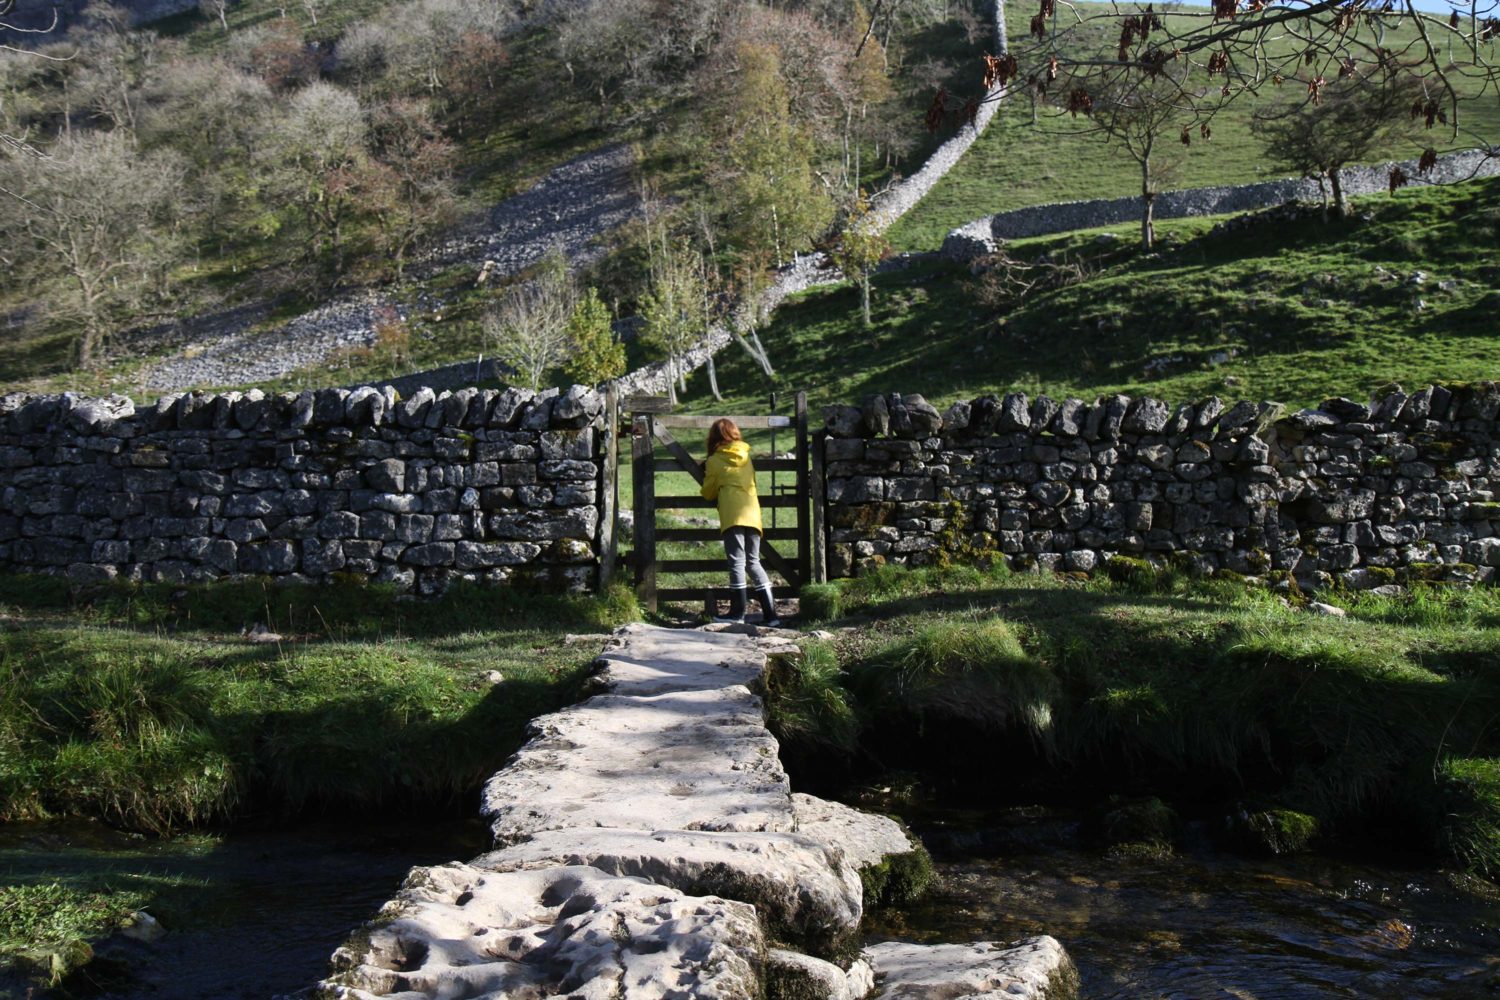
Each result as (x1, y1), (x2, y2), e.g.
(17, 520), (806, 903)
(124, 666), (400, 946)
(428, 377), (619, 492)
(859, 844), (936, 908)
(1104, 555), (1156, 586)
(1106, 840), (1176, 862)
(1101, 796), (1177, 848)
(1042, 955), (1083, 1000)
(1226, 807), (1320, 855)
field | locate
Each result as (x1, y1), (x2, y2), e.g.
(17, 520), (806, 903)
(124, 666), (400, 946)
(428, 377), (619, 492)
(674, 175), (1500, 414)
(885, 2), (1500, 249)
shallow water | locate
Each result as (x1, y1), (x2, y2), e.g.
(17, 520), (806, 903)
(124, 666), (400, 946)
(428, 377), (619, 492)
(0, 818), (488, 1000)
(867, 818), (1500, 999)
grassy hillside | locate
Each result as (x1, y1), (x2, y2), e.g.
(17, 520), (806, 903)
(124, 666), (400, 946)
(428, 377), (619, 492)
(887, 2), (1500, 249)
(678, 175), (1500, 413)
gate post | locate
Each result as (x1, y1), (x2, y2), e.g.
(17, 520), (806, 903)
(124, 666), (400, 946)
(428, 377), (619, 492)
(795, 392), (811, 591)
(631, 413), (657, 612)
(810, 427), (828, 584)
(598, 386), (619, 591)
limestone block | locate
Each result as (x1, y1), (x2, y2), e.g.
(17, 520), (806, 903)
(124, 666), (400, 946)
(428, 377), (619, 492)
(768, 949), (874, 1000)
(864, 938), (1077, 1000)
(478, 827), (863, 952)
(323, 864), (764, 1000)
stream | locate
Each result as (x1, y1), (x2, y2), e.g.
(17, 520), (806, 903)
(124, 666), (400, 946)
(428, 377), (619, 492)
(868, 811), (1500, 999)
(5, 810), (1499, 998)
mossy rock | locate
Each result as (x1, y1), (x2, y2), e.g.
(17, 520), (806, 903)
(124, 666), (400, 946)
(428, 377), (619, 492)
(1100, 796), (1177, 848)
(1104, 555), (1156, 586)
(798, 583), (842, 623)
(1106, 840), (1176, 862)
(12, 939), (94, 987)
(1435, 758), (1500, 878)
(1224, 807), (1320, 856)
(859, 845), (936, 908)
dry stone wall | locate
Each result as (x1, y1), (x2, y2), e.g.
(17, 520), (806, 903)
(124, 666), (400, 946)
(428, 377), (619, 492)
(0, 385), (607, 594)
(821, 383), (1500, 590)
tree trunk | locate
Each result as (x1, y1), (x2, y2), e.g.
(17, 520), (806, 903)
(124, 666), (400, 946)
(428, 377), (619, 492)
(1140, 149), (1155, 250)
(706, 354), (722, 402)
(860, 273), (872, 328)
(1330, 167), (1349, 219)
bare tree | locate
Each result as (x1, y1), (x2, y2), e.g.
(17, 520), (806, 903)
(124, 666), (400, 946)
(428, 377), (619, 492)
(365, 97), (457, 280)
(263, 80), (366, 284)
(1253, 63), (1423, 219)
(198, 0), (235, 32)
(975, 0), (1500, 163)
(0, 130), (185, 368)
(484, 249), (577, 392)
(639, 224), (709, 405)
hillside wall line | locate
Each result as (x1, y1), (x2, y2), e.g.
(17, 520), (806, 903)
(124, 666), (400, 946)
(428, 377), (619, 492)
(942, 151), (1500, 257)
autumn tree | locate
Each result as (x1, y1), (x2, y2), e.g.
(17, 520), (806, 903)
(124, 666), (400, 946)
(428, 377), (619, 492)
(563, 287), (626, 386)
(198, 0), (235, 32)
(484, 249), (576, 392)
(1253, 65), (1423, 219)
(1069, 70), (1190, 249)
(713, 40), (832, 266)
(829, 191), (890, 328)
(0, 131), (185, 367)
(364, 98), (457, 280)
(264, 81), (366, 286)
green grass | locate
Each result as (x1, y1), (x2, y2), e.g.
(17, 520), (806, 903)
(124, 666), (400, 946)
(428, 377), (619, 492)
(676, 175), (1500, 412)
(0, 575), (639, 834)
(887, 2), (1500, 249)
(763, 560), (1500, 870)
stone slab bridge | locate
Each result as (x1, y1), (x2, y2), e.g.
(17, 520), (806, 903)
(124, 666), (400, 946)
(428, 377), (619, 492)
(315, 624), (1077, 1000)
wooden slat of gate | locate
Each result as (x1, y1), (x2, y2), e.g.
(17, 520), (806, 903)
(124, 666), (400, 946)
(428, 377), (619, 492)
(657, 494), (800, 509)
(658, 527), (800, 542)
(656, 457), (800, 474)
(655, 414), (794, 430)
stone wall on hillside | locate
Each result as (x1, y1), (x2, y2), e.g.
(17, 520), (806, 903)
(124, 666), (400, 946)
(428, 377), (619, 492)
(821, 384), (1500, 590)
(942, 151), (1500, 258)
(0, 385), (607, 594)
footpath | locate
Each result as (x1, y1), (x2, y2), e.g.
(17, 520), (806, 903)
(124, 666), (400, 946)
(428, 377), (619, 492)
(318, 623), (1075, 1000)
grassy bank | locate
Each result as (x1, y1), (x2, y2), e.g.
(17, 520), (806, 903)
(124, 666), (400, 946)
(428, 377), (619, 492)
(0, 574), (637, 990)
(770, 562), (1500, 872)
(679, 175), (1500, 413)
(0, 575), (638, 834)
(887, 2), (1500, 250)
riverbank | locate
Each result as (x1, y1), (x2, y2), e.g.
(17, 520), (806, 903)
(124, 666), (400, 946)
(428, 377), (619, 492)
(769, 563), (1500, 877)
(0, 574), (639, 989)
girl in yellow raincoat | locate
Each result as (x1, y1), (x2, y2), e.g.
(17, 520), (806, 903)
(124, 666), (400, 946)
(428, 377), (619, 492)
(700, 418), (779, 626)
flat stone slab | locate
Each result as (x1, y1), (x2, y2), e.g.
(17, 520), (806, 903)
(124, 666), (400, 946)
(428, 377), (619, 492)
(793, 793), (915, 871)
(483, 687), (793, 841)
(594, 622), (768, 696)
(477, 826), (864, 952)
(865, 938), (1078, 1000)
(323, 863), (764, 1000)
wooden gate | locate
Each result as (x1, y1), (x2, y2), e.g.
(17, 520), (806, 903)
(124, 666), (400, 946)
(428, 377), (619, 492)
(623, 391), (827, 613)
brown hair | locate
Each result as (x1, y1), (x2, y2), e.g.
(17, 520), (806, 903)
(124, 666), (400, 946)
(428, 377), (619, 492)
(705, 418), (742, 457)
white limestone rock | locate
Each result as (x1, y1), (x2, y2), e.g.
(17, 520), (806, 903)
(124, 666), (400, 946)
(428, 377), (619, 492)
(768, 948), (876, 1000)
(478, 826), (863, 952)
(322, 863), (765, 1000)
(792, 793), (916, 871)
(864, 938), (1078, 1000)
(482, 687), (794, 842)
(594, 622), (768, 696)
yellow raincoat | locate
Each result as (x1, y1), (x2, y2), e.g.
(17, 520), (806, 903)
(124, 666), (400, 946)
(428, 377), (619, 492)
(701, 440), (763, 534)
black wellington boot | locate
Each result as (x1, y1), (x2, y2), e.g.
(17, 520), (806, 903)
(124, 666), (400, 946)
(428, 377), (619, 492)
(714, 588), (747, 624)
(756, 588), (781, 628)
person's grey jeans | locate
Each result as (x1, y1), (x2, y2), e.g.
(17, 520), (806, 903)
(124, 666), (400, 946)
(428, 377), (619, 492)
(723, 526), (771, 591)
